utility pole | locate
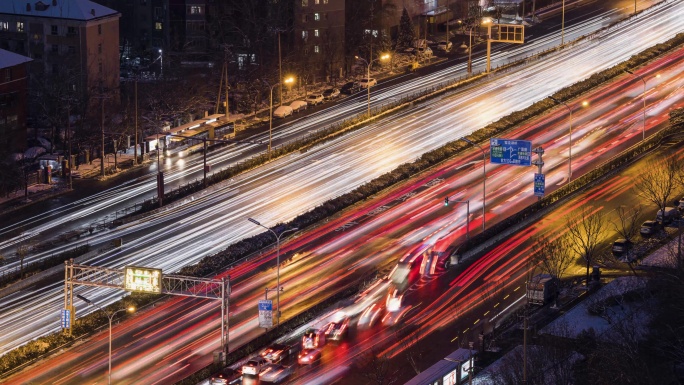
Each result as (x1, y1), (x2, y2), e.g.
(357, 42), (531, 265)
(225, 54), (230, 120)
(278, 32), (283, 106)
(101, 89), (105, 178)
(67, 103), (72, 189)
(134, 79), (138, 166)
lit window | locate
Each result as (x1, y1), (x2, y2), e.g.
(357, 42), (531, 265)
(302, 31), (308, 39)
(189, 5), (203, 14)
(155, 22), (162, 30)
(315, 0), (319, 3)
(51, 25), (58, 35)
(314, 29), (319, 37)
(302, 0), (308, 6)
(16, 22), (24, 32)
(314, 13), (320, 20)
(314, 45), (319, 53)
(0, 21), (10, 31)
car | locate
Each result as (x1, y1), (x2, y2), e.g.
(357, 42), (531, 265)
(640, 220), (661, 236)
(258, 363), (294, 384)
(358, 77), (377, 88)
(210, 367), (242, 385)
(289, 100), (308, 112)
(436, 41), (453, 52)
(677, 196), (684, 211)
(340, 81), (362, 94)
(297, 348), (322, 365)
(242, 357), (267, 377)
(357, 303), (383, 329)
(324, 317), (350, 342)
(306, 94), (324, 105)
(272, 105), (293, 118)
(612, 238), (632, 257)
(416, 46), (433, 58)
(657, 206), (681, 225)
(322, 88), (340, 100)
(259, 343), (297, 364)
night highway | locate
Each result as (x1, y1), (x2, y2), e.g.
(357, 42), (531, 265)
(0, 0), (662, 263)
(4, 29), (683, 384)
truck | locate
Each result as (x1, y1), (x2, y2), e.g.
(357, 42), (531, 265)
(526, 274), (559, 306)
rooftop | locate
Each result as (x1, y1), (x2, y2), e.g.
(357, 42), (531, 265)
(0, 0), (118, 21)
(0, 49), (32, 69)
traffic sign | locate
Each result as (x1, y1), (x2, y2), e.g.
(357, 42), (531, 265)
(490, 138), (532, 166)
(61, 309), (70, 329)
(534, 173), (545, 197)
(258, 300), (273, 328)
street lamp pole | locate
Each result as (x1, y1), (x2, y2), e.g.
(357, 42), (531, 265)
(561, 0), (566, 45)
(268, 77), (294, 159)
(355, 54), (390, 119)
(76, 294), (134, 385)
(460, 138), (486, 232)
(549, 96), (572, 181)
(247, 218), (298, 326)
(624, 69), (647, 141)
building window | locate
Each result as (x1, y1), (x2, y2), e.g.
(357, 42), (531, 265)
(314, 13), (320, 21)
(4, 69), (10, 82)
(314, 45), (319, 53)
(323, 0), (328, 3)
(314, 29), (319, 37)
(98, 43), (102, 53)
(16, 22), (24, 32)
(98, 24), (102, 35)
(302, 14), (308, 23)
(0, 21), (9, 31)
(67, 26), (76, 35)
(324, 12), (328, 20)
(154, 7), (162, 18)
(155, 22), (162, 30)
(68, 46), (75, 54)
(302, 0), (308, 6)
(315, 0), (319, 3)
(188, 5), (203, 14)
(51, 25), (58, 35)
(52, 44), (58, 53)
(98, 62), (102, 73)
(302, 30), (308, 39)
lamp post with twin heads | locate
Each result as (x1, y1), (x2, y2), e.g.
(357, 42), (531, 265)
(76, 294), (135, 385)
(247, 218), (298, 326)
(268, 77), (295, 158)
(354, 54), (390, 118)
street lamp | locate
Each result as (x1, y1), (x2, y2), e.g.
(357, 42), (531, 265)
(76, 294), (135, 385)
(549, 96), (573, 181)
(561, 0), (566, 45)
(624, 69), (655, 141)
(459, 138), (486, 232)
(247, 218), (298, 326)
(158, 49), (163, 78)
(354, 54), (390, 118)
(268, 77), (295, 158)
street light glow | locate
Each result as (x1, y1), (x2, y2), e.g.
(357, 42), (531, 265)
(380, 53), (390, 60)
(284, 77), (294, 84)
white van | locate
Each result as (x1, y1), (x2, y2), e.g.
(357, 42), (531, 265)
(656, 206), (680, 225)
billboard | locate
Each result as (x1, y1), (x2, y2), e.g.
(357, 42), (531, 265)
(124, 265), (162, 294)
(258, 300), (273, 328)
(490, 138), (532, 166)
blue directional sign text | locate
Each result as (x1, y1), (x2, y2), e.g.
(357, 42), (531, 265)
(490, 138), (532, 166)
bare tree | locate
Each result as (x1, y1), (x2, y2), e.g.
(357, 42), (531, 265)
(352, 347), (400, 385)
(566, 206), (607, 289)
(16, 243), (31, 279)
(634, 156), (681, 217)
(531, 233), (574, 282)
(612, 205), (642, 243)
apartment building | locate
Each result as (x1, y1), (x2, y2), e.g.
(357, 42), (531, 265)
(0, 0), (120, 99)
(0, 49), (31, 153)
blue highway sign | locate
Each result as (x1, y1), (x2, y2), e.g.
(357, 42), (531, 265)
(490, 138), (532, 166)
(534, 173), (545, 197)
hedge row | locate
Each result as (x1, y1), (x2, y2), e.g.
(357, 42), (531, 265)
(2, 29), (683, 380)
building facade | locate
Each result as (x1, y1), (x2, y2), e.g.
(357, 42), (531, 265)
(0, 49), (32, 154)
(0, 0), (120, 100)
(294, 0), (345, 81)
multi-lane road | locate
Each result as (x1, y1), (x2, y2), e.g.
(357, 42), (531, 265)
(0, 0), (660, 264)
(4, 18), (684, 383)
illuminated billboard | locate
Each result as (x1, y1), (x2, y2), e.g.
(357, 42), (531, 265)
(124, 266), (162, 294)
